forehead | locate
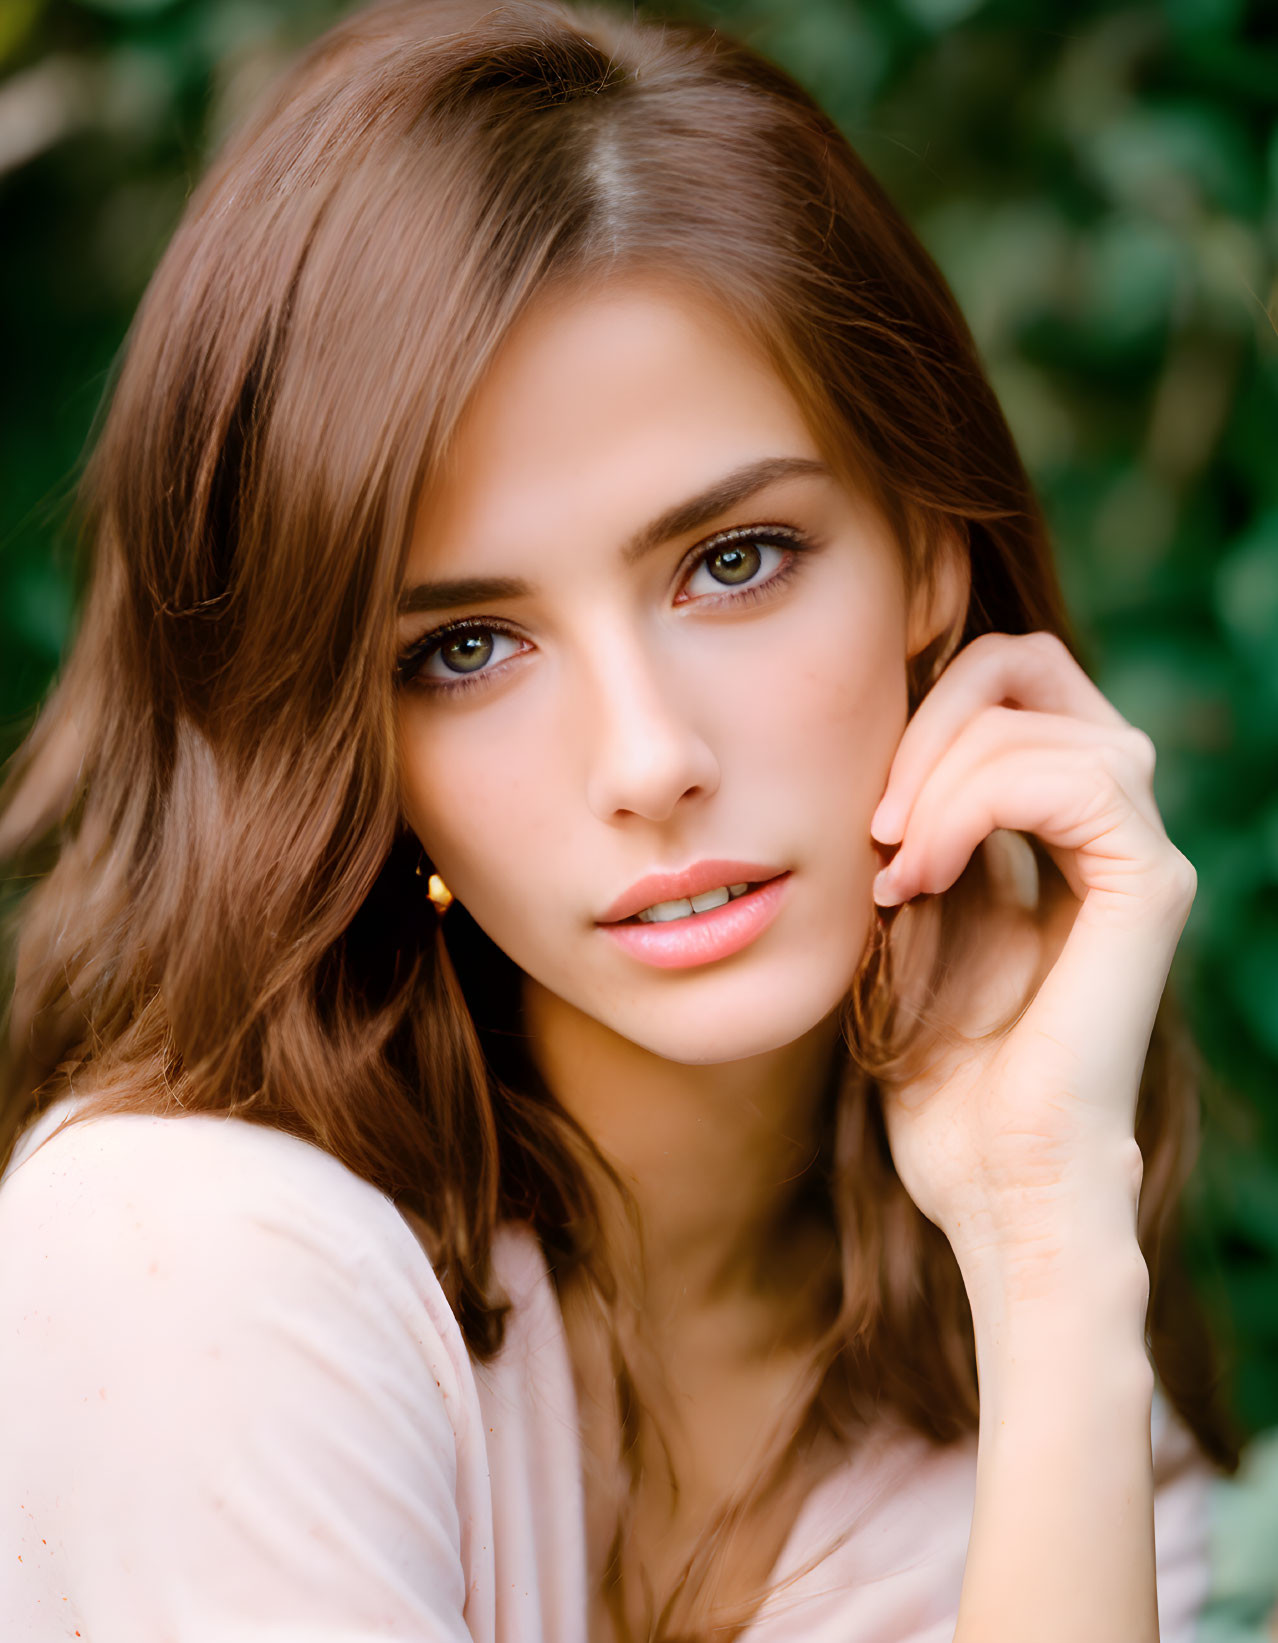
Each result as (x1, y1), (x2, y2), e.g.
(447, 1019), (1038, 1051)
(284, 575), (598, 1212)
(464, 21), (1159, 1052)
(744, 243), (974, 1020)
(409, 277), (824, 577)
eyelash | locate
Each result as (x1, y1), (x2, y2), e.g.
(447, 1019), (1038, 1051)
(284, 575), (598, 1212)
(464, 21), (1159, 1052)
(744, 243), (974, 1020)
(394, 522), (817, 696)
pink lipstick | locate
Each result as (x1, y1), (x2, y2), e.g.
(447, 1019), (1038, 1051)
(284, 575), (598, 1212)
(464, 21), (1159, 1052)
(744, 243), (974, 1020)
(597, 865), (792, 970)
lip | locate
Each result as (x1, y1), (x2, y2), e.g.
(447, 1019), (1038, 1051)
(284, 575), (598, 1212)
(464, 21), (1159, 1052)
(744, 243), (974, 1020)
(597, 860), (788, 927)
(597, 872), (793, 970)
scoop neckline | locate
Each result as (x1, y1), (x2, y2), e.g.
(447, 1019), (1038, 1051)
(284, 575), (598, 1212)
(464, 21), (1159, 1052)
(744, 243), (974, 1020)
(496, 1219), (917, 1639)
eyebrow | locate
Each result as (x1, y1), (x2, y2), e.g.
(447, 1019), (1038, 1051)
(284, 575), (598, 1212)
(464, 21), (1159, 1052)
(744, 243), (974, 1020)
(397, 454), (832, 615)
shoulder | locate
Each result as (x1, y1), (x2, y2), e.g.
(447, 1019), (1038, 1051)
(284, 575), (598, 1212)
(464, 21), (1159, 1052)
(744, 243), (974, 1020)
(6, 1092), (423, 1267)
(0, 1094), (478, 1434)
(4, 1090), (399, 1235)
(0, 1096), (494, 1634)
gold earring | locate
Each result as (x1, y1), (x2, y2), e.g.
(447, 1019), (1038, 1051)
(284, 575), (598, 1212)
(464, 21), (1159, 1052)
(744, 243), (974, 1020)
(414, 859), (455, 914)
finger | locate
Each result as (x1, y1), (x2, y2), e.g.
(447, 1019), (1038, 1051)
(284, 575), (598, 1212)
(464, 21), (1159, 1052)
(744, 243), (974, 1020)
(1019, 849), (1196, 1124)
(873, 712), (1168, 908)
(871, 631), (1138, 844)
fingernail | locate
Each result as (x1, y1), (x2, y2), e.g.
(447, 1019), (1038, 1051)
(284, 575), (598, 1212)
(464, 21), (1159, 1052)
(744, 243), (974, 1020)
(873, 867), (903, 907)
(870, 801), (902, 845)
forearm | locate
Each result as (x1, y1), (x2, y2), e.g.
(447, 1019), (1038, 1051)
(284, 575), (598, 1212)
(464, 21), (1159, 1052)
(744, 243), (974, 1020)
(953, 1167), (1158, 1643)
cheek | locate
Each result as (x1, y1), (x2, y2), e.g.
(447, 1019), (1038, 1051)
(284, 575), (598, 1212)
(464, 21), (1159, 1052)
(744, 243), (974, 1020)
(397, 706), (564, 908)
(708, 581), (909, 814)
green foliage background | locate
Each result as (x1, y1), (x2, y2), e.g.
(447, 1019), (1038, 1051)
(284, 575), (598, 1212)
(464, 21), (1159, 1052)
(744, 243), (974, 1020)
(2, 0), (1275, 1444)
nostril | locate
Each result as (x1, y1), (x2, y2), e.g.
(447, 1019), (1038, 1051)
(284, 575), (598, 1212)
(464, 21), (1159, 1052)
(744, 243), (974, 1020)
(584, 737), (720, 826)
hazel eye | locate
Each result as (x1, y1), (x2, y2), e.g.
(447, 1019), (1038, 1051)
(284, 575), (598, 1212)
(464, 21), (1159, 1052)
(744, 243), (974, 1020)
(397, 623), (526, 690)
(437, 629), (496, 674)
(705, 540), (763, 585)
(682, 529), (795, 601)
(425, 626), (524, 679)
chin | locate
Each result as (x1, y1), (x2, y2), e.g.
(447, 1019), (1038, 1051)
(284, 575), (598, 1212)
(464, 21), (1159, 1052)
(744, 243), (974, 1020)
(604, 965), (856, 1066)
(637, 1027), (815, 1066)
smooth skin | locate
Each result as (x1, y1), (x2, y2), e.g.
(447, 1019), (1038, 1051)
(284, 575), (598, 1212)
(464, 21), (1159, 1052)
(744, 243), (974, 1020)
(396, 275), (1193, 1641)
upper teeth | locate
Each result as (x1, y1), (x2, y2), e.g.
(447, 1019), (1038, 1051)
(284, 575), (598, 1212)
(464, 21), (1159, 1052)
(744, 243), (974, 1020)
(636, 883), (751, 923)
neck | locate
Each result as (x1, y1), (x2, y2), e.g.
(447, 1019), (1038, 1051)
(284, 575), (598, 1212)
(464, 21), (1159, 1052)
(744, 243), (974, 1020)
(520, 975), (844, 1333)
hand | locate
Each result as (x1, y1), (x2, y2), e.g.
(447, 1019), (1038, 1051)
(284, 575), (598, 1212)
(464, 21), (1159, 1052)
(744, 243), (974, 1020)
(868, 631), (1196, 1270)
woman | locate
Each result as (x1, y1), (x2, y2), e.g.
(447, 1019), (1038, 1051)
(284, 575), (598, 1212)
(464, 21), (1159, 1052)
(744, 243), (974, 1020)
(0, 0), (1240, 1639)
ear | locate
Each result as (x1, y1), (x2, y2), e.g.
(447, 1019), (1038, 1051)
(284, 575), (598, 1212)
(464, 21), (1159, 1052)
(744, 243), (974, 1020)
(906, 526), (970, 668)
(904, 529), (970, 712)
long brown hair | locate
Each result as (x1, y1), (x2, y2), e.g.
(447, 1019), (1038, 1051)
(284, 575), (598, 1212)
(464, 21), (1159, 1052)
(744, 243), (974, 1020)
(0, 0), (1241, 1634)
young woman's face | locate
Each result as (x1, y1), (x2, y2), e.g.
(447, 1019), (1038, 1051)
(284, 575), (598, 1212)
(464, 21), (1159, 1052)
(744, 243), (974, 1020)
(397, 277), (936, 1064)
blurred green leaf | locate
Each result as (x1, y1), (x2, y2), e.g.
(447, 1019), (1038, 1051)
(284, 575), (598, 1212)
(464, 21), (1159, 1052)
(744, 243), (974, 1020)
(0, 0), (45, 63)
(71, 0), (183, 16)
(896, 0), (987, 31)
(1083, 102), (1262, 221)
(1231, 929), (1278, 1062)
(1215, 510), (1278, 676)
(1079, 214), (1185, 347)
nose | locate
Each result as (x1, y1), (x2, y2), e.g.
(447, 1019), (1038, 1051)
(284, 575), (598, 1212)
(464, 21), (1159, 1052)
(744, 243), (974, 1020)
(582, 627), (721, 825)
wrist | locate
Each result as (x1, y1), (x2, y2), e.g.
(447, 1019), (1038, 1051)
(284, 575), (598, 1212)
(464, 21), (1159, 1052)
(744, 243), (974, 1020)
(964, 1232), (1152, 1351)
(955, 1238), (1158, 1643)
(945, 1134), (1146, 1297)
(964, 1237), (1154, 1443)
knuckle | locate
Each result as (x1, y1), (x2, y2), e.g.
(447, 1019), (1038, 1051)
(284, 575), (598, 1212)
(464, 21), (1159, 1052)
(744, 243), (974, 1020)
(1123, 726), (1157, 775)
(1093, 731), (1154, 791)
(969, 702), (1020, 749)
(1162, 850), (1198, 904)
(1093, 741), (1130, 784)
(1143, 848), (1198, 912)
(948, 631), (1004, 682)
(1021, 629), (1070, 668)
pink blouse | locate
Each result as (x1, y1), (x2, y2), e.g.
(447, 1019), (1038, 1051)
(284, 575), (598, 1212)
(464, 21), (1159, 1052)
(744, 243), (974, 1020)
(0, 1094), (1214, 1641)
